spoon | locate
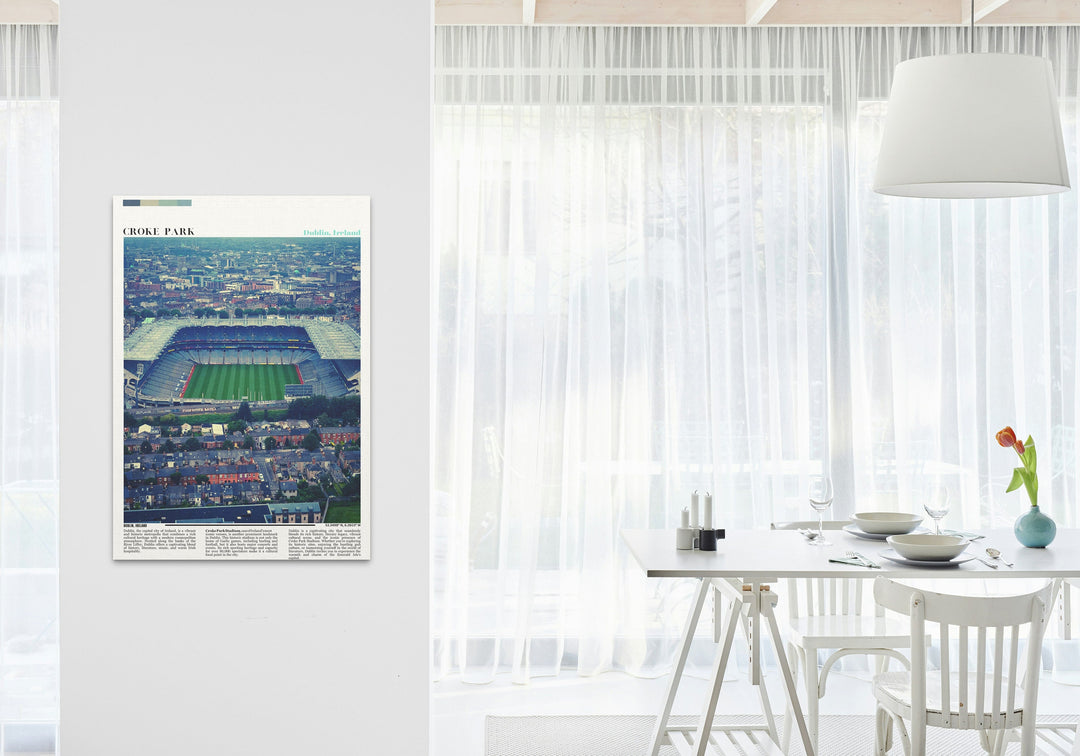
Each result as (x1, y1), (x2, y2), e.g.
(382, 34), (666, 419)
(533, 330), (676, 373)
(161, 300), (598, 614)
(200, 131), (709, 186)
(985, 547), (1014, 567)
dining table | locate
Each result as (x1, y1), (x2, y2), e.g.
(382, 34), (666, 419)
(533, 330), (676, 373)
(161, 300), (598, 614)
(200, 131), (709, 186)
(622, 527), (1080, 756)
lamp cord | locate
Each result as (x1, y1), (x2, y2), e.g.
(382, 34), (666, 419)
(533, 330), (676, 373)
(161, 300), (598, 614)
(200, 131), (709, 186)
(970, 0), (975, 52)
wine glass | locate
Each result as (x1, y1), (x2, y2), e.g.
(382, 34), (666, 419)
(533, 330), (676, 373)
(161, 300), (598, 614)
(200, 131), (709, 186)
(924, 486), (951, 535)
(808, 476), (834, 546)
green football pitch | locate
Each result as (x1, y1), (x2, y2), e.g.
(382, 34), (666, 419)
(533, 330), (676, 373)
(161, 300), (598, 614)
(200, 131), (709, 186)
(183, 364), (301, 401)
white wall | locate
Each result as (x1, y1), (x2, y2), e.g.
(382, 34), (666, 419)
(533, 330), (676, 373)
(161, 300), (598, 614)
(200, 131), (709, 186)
(59, 2), (430, 754)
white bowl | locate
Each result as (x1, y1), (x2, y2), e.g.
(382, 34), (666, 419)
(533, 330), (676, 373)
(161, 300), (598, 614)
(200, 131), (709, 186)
(849, 512), (924, 535)
(886, 534), (970, 561)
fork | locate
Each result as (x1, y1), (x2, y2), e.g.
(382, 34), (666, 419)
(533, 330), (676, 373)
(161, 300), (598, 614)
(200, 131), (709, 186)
(845, 551), (880, 569)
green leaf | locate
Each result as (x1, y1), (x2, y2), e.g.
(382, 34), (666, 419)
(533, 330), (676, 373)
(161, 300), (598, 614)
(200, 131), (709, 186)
(1024, 436), (1037, 473)
(1006, 467), (1025, 493)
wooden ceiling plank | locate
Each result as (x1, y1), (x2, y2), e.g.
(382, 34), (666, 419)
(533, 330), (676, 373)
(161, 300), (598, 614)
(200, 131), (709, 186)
(980, 0), (1080, 24)
(763, 0), (957, 25)
(435, 0), (523, 25)
(746, 0), (781, 25)
(434, 0), (1080, 26)
(0, 0), (58, 24)
(534, 0), (745, 25)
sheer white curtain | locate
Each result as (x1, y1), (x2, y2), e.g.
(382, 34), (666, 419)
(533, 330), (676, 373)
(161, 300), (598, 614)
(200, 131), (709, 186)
(433, 25), (1080, 684)
(846, 26), (1080, 532)
(0, 24), (59, 751)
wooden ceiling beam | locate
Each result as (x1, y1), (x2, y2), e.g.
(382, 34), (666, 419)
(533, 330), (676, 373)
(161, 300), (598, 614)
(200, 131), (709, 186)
(961, 0), (1014, 23)
(433, 0), (1080, 26)
(746, 0), (781, 25)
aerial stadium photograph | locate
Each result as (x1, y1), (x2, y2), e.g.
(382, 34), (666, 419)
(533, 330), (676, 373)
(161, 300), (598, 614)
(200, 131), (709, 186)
(120, 235), (364, 530)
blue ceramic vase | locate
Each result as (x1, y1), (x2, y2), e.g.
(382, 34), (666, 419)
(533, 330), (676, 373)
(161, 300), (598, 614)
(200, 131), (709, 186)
(1014, 505), (1056, 548)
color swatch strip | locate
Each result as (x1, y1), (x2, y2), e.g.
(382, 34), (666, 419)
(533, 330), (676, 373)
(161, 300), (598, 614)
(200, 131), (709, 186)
(122, 199), (192, 206)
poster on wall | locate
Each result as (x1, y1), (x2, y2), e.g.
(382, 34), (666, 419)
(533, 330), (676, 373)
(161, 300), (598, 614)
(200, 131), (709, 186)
(113, 196), (370, 560)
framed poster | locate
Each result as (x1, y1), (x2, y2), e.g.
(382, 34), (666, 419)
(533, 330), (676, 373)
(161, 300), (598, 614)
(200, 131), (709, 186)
(113, 196), (370, 560)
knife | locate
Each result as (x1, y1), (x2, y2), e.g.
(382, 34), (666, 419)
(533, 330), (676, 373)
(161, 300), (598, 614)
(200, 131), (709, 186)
(850, 551), (881, 569)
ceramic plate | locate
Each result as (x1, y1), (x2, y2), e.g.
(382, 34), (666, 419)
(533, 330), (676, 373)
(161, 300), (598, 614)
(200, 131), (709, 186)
(879, 548), (976, 568)
(887, 533), (969, 561)
(849, 512), (926, 535)
(843, 523), (929, 541)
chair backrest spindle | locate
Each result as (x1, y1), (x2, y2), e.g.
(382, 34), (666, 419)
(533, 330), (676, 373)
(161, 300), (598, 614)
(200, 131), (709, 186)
(939, 623), (950, 719)
(1006, 626), (1019, 717)
(957, 625), (969, 728)
(772, 521), (860, 620)
(991, 627), (1004, 729)
(975, 626), (987, 728)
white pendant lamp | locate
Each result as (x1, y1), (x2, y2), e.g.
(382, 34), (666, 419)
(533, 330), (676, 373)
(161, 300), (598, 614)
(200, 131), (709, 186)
(874, 27), (1070, 198)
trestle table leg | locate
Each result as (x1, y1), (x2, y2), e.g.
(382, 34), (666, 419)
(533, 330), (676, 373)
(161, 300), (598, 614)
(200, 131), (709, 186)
(647, 578), (711, 756)
(693, 595), (743, 756)
(763, 591), (817, 756)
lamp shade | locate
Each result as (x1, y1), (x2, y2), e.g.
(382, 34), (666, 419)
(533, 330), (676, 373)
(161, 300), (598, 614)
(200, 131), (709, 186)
(874, 53), (1070, 198)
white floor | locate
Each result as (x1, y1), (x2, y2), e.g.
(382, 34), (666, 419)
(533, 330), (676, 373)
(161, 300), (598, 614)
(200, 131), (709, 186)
(432, 668), (1080, 756)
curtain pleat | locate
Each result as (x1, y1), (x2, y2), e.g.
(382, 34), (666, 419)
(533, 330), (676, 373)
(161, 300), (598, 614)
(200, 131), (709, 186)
(433, 25), (1080, 684)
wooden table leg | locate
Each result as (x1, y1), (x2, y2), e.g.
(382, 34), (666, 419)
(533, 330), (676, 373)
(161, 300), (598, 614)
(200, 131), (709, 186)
(647, 578), (711, 756)
(693, 595), (743, 756)
(762, 590), (817, 756)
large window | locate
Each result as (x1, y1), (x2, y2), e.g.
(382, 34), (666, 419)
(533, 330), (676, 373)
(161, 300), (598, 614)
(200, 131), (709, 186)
(433, 25), (1080, 683)
(0, 24), (59, 752)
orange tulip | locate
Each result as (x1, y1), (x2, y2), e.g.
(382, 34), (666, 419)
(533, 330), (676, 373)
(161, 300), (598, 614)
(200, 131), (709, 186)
(996, 425), (1039, 509)
(996, 426), (1017, 448)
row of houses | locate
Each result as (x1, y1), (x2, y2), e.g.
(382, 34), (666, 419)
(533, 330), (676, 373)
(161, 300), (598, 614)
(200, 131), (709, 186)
(124, 433), (238, 454)
(319, 426), (361, 444)
(265, 448), (346, 485)
(124, 481), (267, 509)
(252, 426), (360, 445)
(122, 444), (357, 510)
(124, 464), (261, 488)
(123, 426), (360, 455)
(135, 422), (229, 436)
(123, 447), (252, 470)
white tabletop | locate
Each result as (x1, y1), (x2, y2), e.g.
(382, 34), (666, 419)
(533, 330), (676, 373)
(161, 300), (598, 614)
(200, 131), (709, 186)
(622, 528), (1080, 579)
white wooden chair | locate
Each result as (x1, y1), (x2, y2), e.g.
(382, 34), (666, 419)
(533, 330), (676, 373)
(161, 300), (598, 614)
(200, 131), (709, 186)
(872, 576), (1054, 756)
(771, 521), (917, 755)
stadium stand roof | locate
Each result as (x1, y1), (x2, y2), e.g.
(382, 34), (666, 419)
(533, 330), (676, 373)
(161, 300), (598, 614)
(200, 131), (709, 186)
(304, 321), (362, 361)
(124, 317), (362, 362)
(124, 319), (185, 361)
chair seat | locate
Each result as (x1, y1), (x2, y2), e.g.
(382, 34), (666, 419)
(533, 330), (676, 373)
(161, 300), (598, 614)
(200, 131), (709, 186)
(874, 670), (1024, 727)
(787, 614), (914, 649)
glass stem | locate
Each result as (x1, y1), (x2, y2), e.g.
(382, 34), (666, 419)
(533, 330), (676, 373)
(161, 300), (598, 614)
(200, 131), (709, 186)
(818, 511), (824, 540)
